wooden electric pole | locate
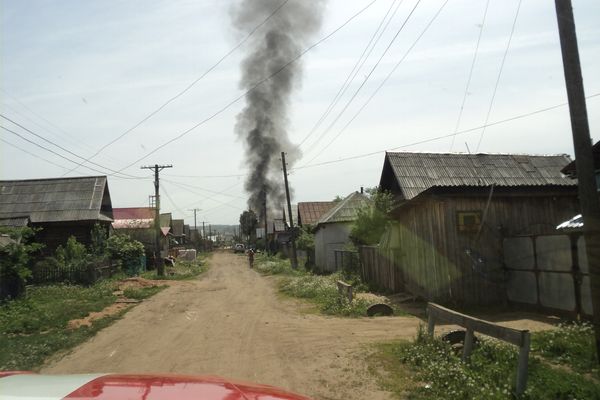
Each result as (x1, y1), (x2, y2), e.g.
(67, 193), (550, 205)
(555, 0), (600, 361)
(188, 208), (201, 247)
(263, 188), (269, 254)
(281, 152), (298, 269)
(141, 164), (173, 276)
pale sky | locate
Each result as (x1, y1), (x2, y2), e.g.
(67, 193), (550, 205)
(1, 0), (599, 226)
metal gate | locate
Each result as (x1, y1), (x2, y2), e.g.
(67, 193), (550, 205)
(503, 234), (592, 317)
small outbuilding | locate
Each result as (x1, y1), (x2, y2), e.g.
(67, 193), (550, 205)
(0, 176), (113, 251)
(314, 192), (370, 272)
(377, 152), (579, 305)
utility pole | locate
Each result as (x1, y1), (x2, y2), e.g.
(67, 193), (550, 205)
(281, 152), (298, 269)
(141, 164), (173, 276)
(202, 221), (206, 251)
(555, 0), (600, 361)
(188, 208), (201, 246)
(263, 187), (269, 254)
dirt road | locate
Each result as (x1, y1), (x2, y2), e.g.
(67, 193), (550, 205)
(42, 252), (422, 399)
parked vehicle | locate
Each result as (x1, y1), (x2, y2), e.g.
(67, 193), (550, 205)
(0, 372), (312, 400)
(233, 243), (245, 253)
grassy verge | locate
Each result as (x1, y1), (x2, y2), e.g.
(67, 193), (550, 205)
(0, 277), (164, 371)
(531, 322), (598, 375)
(370, 325), (600, 400)
(255, 254), (390, 318)
(123, 285), (167, 300)
(141, 257), (208, 280)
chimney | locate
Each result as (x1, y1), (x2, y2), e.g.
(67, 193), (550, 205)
(360, 186), (364, 194)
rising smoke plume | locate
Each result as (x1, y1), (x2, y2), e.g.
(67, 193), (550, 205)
(232, 0), (326, 219)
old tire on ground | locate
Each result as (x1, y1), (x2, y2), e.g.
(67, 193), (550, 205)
(366, 303), (394, 317)
(441, 330), (479, 345)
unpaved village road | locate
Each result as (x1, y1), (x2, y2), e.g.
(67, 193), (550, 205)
(42, 252), (421, 399)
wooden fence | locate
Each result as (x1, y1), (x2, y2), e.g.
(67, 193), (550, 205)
(358, 246), (405, 293)
(31, 259), (119, 285)
(333, 250), (359, 272)
(427, 303), (531, 395)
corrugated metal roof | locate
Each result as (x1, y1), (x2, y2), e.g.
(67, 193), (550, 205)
(298, 202), (336, 226)
(113, 207), (155, 220)
(0, 216), (30, 227)
(316, 192), (370, 226)
(382, 152), (576, 200)
(0, 176), (112, 223)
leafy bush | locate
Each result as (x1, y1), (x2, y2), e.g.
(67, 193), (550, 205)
(106, 234), (144, 268)
(56, 236), (89, 268)
(531, 322), (598, 374)
(377, 325), (600, 400)
(296, 226), (315, 251)
(350, 188), (395, 246)
(0, 226), (43, 299)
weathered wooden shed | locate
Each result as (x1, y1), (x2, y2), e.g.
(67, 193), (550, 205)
(377, 152), (579, 306)
(0, 176), (113, 251)
(314, 192), (370, 272)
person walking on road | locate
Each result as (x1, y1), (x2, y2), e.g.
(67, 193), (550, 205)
(247, 248), (255, 268)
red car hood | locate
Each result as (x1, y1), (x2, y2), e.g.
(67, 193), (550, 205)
(0, 372), (311, 400)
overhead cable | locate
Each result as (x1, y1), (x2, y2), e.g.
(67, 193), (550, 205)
(114, 0), (380, 173)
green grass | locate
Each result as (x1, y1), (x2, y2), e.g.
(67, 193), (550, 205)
(123, 285), (167, 300)
(370, 325), (600, 400)
(255, 254), (382, 318)
(141, 258), (207, 280)
(0, 275), (166, 371)
(531, 322), (598, 375)
(0, 309), (128, 371)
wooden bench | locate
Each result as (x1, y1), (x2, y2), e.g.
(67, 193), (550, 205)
(427, 302), (531, 395)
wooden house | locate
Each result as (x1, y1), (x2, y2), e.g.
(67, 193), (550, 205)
(314, 192), (370, 272)
(377, 152), (579, 306)
(0, 176), (113, 252)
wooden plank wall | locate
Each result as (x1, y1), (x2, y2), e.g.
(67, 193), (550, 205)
(359, 192), (579, 305)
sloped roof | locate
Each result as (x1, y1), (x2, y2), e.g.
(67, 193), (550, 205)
(380, 152), (576, 200)
(112, 207), (154, 229)
(0, 216), (30, 227)
(298, 201), (336, 226)
(316, 192), (370, 226)
(0, 176), (113, 223)
(113, 207), (154, 220)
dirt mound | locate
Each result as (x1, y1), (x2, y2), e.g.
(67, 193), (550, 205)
(68, 303), (130, 329)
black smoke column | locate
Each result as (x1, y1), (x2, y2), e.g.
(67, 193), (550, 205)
(232, 0), (326, 221)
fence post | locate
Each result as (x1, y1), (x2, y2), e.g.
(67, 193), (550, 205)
(462, 327), (474, 361)
(427, 312), (435, 336)
(516, 332), (530, 396)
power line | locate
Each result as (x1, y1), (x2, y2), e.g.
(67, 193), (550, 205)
(290, 92), (600, 171)
(301, 0), (448, 166)
(301, 0), (422, 160)
(163, 173), (245, 179)
(165, 180), (244, 210)
(63, 0), (292, 176)
(475, 0), (523, 152)
(114, 0), (380, 173)
(163, 178), (246, 200)
(161, 181), (191, 218)
(0, 124), (144, 179)
(449, 0), (490, 151)
(0, 137), (70, 171)
(0, 114), (144, 179)
(298, 0), (402, 148)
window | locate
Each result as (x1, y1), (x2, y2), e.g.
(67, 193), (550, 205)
(457, 211), (482, 233)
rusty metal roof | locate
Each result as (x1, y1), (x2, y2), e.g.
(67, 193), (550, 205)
(113, 207), (155, 220)
(0, 176), (113, 223)
(316, 192), (370, 226)
(298, 202), (336, 226)
(381, 152), (576, 200)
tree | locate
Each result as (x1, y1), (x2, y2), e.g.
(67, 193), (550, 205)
(239, 210), (258, 239)
(0, 226), (43, 299)
(350, 187), (395, 246)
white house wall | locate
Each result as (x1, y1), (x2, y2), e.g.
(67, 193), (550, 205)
(315, 222), (352, 272)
